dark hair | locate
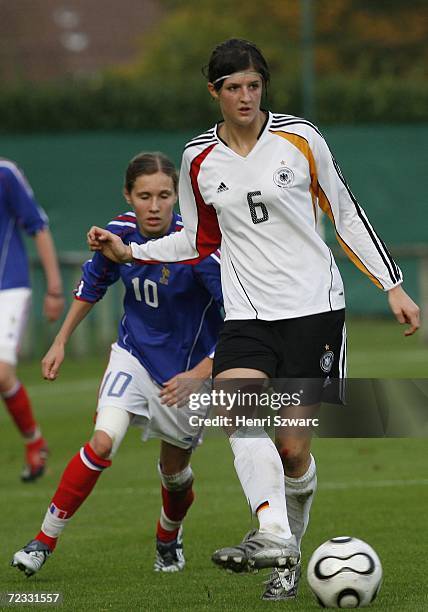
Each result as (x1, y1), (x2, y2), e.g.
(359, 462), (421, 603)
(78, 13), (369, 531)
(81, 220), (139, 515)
(125, 152), (178, 193)
(203, 38), (270, 92)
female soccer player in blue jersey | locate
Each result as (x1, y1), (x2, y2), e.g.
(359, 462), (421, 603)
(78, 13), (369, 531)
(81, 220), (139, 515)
(85, 39), (420, 600)
(12, 152), (223, 577)
(0, 159), (64, 482)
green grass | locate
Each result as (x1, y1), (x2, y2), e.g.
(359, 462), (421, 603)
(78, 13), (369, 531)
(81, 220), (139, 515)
(1, 319), (427, 611)
(347, 318), (428, 377)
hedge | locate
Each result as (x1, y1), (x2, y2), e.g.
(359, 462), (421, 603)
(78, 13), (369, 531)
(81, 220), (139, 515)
(0, 74), (427, 133)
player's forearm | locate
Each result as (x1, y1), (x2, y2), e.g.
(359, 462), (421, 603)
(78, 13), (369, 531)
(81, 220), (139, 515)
(191, 356), (213, 379)
(54, 299), (94, 345)
(130, 227), (198, 263)
(34, 228), (63, 294)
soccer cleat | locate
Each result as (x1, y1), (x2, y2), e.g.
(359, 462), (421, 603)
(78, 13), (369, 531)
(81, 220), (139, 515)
(212, 530), (300, 573)
(11, 539), (51, 577)
(211, 529), (257, 573)
(262, 562), (302, 600)
(21, 437), (49, 483)
(154, 526), (185, 572)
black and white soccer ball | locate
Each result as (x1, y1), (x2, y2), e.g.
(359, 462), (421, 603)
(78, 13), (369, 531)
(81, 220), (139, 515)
(307, 536), (383, 608)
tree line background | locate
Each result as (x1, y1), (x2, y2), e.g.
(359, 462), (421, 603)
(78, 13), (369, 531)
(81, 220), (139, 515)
(1, 0), (427, 132)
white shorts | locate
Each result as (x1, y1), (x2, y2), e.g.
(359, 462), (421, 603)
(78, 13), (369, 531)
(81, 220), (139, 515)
(96, 343), (209, 450)
(0, 288), (32, 365)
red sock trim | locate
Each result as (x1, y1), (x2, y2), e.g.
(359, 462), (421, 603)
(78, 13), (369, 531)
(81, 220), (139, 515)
(4, 384), (36, 436)
(50, 444), (110, 519)
(26, 437), (46, 452)
(84, 442), (112, 469)
(161, 484), (194, 522)
(36, 531), (57, 551)
(156, 520), (179, 543)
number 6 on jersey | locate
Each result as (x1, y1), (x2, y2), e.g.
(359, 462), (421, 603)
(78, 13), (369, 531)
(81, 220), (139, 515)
(247, 191), (269, 224)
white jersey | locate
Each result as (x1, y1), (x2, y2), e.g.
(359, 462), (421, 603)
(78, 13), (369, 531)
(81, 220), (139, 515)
(130, 112), (402, 321)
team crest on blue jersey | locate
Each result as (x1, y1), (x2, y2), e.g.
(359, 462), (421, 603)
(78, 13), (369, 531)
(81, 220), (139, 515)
(159, 265), (170, 285)
(273, 166), (294, 188)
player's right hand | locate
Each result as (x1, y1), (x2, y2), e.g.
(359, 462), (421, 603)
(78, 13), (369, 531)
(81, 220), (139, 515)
(87, 226), (133, 263)
(42, 341), (65, 380)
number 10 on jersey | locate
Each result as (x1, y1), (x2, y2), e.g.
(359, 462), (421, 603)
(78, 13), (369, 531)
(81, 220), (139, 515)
(132, 277), (159, 308)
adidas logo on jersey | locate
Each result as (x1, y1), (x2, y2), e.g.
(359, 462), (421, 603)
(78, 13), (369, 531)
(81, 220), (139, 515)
(217, 182), (229, 193)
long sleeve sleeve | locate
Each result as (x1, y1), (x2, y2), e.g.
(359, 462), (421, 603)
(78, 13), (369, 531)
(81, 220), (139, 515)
(313, 131), (402, 291)
(74, 252), (120, 303)
(2, 164), (48, 236)
(193, 250), (223, 310)
(130, 149), (221, 265)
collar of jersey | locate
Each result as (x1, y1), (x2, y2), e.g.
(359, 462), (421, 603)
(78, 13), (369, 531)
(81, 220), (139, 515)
(214, 109), (271, 157)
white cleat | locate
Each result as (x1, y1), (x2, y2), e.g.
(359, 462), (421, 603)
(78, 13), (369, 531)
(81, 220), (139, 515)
(212, 530), (300, 573)
(11, 539), (51, 577)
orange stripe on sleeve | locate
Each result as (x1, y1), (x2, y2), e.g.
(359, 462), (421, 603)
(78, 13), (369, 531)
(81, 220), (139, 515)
(318, 186), (384, 289)
(271, 130), (384, 289)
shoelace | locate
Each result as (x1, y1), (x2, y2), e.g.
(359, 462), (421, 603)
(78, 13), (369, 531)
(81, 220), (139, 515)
(262, 567), (295, 592)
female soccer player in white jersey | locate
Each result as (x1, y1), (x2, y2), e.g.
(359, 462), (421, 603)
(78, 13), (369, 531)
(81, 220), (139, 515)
(86, 40), (420, 600)
(12, 153), (223, 578)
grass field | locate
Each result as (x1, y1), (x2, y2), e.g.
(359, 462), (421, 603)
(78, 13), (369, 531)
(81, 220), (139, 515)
(1, 319), (427, 611)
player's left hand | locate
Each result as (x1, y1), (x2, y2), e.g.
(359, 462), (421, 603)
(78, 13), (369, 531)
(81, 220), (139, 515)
(160, 370), (207, 408)
(42, 339), (65, 380)
(43, 293), (65, 322)
(387, 285), (420, 336)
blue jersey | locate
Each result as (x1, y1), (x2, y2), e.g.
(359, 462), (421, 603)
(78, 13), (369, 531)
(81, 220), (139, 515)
(75, 211), (223, 384)
(0, 159), (48, 290)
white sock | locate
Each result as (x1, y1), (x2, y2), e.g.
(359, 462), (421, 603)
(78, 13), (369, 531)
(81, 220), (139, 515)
(158, 463), (193, 491)
(24, 426), (42, 443)
(157, 463), (194, 534)
(159, 507), (182, 532)
(41, 508), (71, 539)
(284, 454), (317, 550)
(230, 428), (292, 540)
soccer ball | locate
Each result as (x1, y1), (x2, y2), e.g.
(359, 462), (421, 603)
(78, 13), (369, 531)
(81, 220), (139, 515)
(307, 536), (383, 608)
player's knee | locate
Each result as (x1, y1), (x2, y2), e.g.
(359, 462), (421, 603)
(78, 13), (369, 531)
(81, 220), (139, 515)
(277, 443), (309, 472)
(159, 442), (191, 476)
(0, 361), (16, 393)
(160, 455), (191, 476)
(90, 430), (113, 459)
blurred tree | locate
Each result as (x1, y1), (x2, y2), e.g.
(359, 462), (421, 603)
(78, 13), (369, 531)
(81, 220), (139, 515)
(116, 0), (306, 116)
(122, 0), (427, 106)
(315, 0), (428, 77)
(0, 0), (426, 131)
